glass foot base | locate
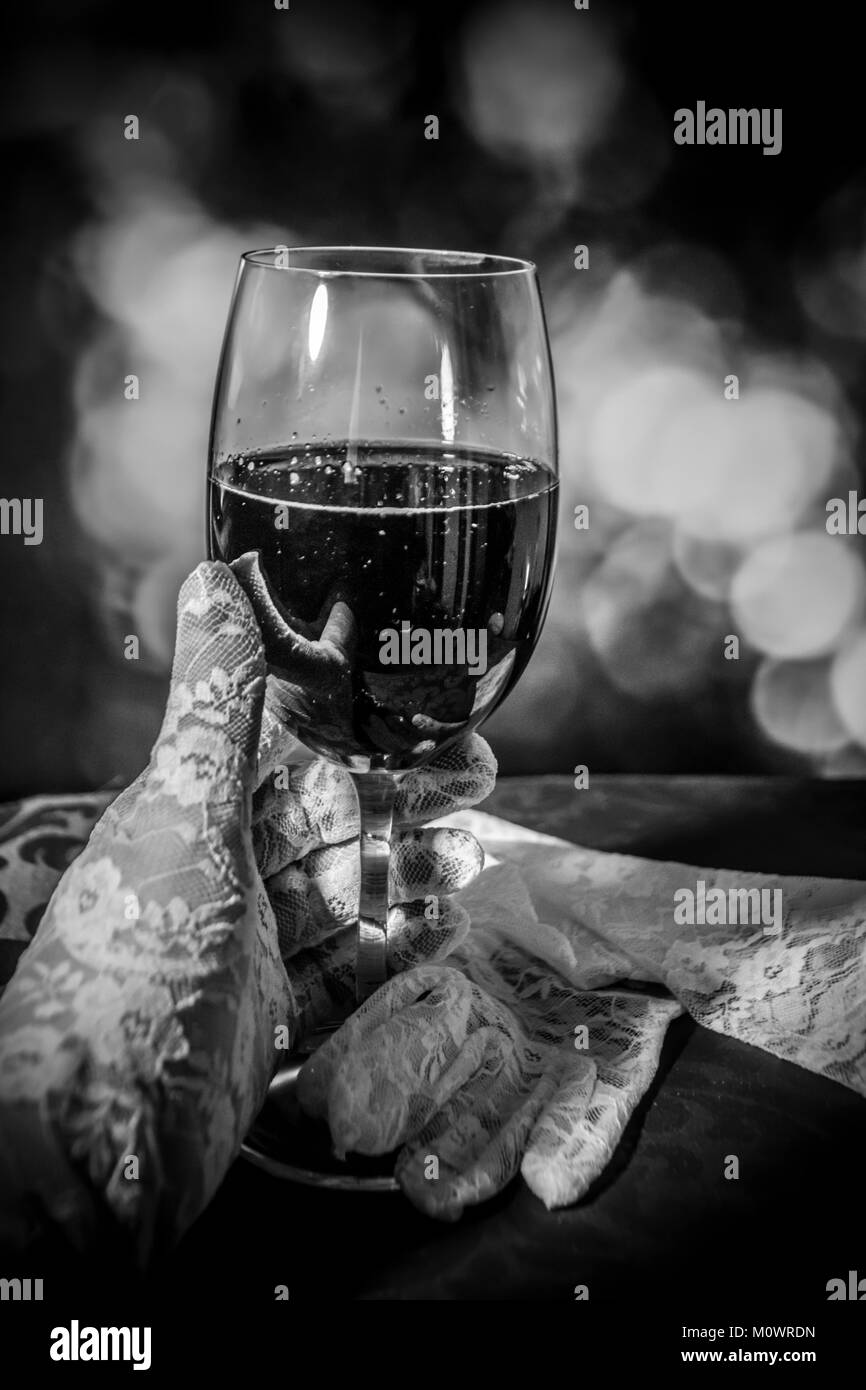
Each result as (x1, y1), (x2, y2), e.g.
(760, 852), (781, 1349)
(240, 1026), (399, 1191)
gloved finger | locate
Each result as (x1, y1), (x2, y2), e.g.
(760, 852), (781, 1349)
(162, 560), (266, 790)
(299, 969), (523, 1160)
(397, 1058), (575, 1221)
(394, 734), (497, 828)
(389, 828), (484, 902)
(95, 562), (268, 847)
(519, 1062), (610, 1209)
(522, 993), (681, 1209)
(252, 759), (358, 869)
(267, 856), (353, 955)
(329, 1020), (511, 1160)
(285, 909), (470, 1037)
(287, 929), (356, 1038)
(386, 899), (471, 970)
(296, 965), (474, 1121)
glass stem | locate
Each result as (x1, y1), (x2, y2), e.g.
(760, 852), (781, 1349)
(351, 772), (397, 1004)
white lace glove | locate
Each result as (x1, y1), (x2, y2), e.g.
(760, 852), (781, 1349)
(299, 816), (866, 1220)
(0, 562), (495, 1262)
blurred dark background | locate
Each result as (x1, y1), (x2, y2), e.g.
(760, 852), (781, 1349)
(2, 0), (866, 796)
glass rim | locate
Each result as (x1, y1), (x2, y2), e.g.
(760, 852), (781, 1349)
(240, 245), (537, 279)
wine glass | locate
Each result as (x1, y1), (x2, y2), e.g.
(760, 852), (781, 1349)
(208, 246), (558, 1180)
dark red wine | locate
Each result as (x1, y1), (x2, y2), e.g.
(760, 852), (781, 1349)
(209, 442), (558, 771)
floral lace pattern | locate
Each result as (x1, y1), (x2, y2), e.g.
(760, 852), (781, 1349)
(300, 812), (866, 1219)
(449, 814), (866, 1095)
(2, 563), (862, 1245)
(0, 563), (494, 1263)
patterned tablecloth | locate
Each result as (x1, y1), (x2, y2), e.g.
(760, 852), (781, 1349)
(0, 793), (112, 997)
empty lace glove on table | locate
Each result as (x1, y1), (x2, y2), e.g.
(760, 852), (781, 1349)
(301, 811), (866, 1221)
(0, 561), (495, 1264)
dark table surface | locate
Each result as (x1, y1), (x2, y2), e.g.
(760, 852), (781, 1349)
(160, 775), (866, 1305)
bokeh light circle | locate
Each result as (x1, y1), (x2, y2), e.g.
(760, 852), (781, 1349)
(731, 532), (865, 659)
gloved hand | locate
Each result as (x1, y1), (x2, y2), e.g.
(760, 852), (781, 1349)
(299, 825), (866, 1221)
(0, 561), (495, 1263)
(298, 939), (679, 1221)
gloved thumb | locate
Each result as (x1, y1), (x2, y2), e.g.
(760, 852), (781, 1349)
(151, 561), (268, 804)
